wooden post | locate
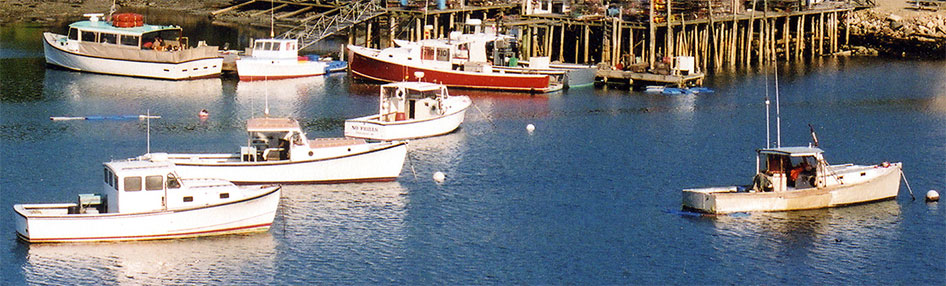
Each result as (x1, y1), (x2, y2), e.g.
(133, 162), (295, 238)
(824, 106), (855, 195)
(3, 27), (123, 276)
(649, 0), (656, 69)
(559, 24), (565, 62)
(797, 14), (804, 59)
(575, 25), (580, 63)
(667, 0), (673, 59)
(583, 23), (590, 64)
(545, 25), (552, 58)
(783, 16), (789, 61)
(818, 12), (824, 55)
(845, 11), (850, 46)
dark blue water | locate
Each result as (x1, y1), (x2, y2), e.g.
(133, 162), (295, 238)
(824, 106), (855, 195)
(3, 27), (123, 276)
(2, 20), (945, 284)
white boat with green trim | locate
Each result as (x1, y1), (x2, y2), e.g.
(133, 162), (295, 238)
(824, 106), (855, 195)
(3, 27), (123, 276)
(43, 13), (222, 80)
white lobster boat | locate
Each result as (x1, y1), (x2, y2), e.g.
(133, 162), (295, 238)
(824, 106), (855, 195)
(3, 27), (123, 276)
(139, 117), (407, 184)
(13, 160), (281, 243)
(682, 146), (902, 214)
(43, 13), (222, 80)
(345, 82), (471, 140)
(235, 38), (327, 81)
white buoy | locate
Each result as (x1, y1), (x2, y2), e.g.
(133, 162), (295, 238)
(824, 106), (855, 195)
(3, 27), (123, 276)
(433, 171), (445, 183)
(927, 190), (940, 202)
(526, 124), (535, 132)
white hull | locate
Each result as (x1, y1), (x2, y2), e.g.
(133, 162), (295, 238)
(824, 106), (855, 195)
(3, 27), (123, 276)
(14, 186), (280, 243)
(345, 102), (470, 140)
(43, 32), (222, 80)
(235, 58), (326, 80)
(682, 163), (902, 214)
(166, 142), (407, 184)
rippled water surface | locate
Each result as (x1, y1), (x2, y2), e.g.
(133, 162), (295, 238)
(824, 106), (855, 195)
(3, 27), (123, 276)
(2, 19), (945, 284)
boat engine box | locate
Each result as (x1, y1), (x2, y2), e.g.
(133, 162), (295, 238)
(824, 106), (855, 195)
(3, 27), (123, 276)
(77, 193), (106, 214)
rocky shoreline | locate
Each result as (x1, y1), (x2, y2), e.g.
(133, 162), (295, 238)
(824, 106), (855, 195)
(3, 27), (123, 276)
(846, 9), (946, 58)
(3, 0), (945, 59)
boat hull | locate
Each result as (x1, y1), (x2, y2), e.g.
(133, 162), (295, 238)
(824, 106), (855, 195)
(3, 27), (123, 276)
(236, 58), (326, 81)
(345, 104), (469, 140)
(43, 32), (223, 80)
(682, 163), (903, 213)
(347, 45), (559, 93)
(167, 142), (407, 184)
(13, 186), (280, 243)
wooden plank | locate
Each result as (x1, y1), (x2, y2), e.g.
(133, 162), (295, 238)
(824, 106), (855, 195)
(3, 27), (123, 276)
(276, 6), (313, 19)
(250, 3), (289, 18)
(211, 0), (256, 16)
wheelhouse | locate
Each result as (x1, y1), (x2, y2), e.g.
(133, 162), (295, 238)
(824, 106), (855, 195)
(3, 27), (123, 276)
(103, 160), (182, 213)
(64, 14), (186, 50)
(379, 82), (449, 122)
(755, 147), (825, 191)
(243, 117), (307, 162)
(248, 39), (299, 59)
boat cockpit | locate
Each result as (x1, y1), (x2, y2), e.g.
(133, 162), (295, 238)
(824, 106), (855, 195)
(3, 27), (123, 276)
(751, 147), (825, 192)
(242, 117), (308, 162)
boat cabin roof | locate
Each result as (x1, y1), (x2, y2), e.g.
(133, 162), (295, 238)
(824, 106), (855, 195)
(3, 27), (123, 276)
(69, 20), (181, 36)
(104, 160), (175, 176)
(383, 82), (445, 92)
(758, 146), (824, 157)
(254, 38), (297, 45)
(246, 117), (302, 133)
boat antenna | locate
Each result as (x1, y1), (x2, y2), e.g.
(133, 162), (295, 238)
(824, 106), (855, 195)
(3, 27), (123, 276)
(765, 66), (771, 149)
(808, 124), (819, 147)
(146, 109), (151, 154)
(774, 58), (781, 148)
(270, 0), (275, 38)
(108, 0), (117, 20)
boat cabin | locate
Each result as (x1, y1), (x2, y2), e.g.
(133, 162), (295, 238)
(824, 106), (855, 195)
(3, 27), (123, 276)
(246, 38), (300, 59)
(98, 160), (239, 214)
(64, 13), (187, 51)
(242, 117), (309, 162)
(379, 82), (450, 122)
(753, 147), (825, 192)
(385, 31), (516, 72)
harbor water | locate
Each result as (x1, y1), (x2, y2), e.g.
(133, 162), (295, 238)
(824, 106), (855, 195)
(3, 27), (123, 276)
(2, 18), (945, 284)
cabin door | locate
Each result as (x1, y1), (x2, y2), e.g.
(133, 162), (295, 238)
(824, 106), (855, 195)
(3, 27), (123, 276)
(408, 100), (416, 119)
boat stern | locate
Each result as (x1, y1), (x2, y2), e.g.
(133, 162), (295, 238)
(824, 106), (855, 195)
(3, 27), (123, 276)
(681, 186), (738, 213)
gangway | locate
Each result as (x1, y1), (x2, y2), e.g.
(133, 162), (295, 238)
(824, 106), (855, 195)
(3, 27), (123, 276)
(280, 0), (387, 50)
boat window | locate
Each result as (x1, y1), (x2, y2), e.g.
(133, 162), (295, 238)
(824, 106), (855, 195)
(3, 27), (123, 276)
(68, 28), (79, 40)
(288, 42), (296, 51)
(255, 41), (264, 50)
(124, 176), (142, 192)
(422, 47), (435, 60)
(436, 48), (450, 61)
(100, 33), (117, 44)
(81, 31), (97, 42)
(167, 173), (181, 189)
(104, 168), (114, 187)
(263, 42), (273, 51)
(145, 175), (163, 191)
(120, 35), (140, 47)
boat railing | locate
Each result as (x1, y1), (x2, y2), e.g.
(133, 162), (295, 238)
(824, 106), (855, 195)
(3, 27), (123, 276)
(77, 41), (220, 62)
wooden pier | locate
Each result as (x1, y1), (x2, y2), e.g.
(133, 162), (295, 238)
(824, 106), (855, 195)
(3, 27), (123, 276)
(213, 0), (868, 84)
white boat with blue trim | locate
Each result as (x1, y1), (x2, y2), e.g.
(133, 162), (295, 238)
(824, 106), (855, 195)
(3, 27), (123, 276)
(345, 81), (471, 140)
(13, 160), (281, 243)
(43, 13), (222, 80)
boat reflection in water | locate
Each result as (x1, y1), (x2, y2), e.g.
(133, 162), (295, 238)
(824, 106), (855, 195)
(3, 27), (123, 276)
(43, 67), (222, 102)
(23, 233), (277, 284)
(275, 182), (409, 275)
(707, 200), (902, 273)
(234, 75), (328, 116)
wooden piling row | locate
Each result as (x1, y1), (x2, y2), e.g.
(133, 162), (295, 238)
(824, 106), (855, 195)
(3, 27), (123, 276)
(340, 4), (856, 72)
